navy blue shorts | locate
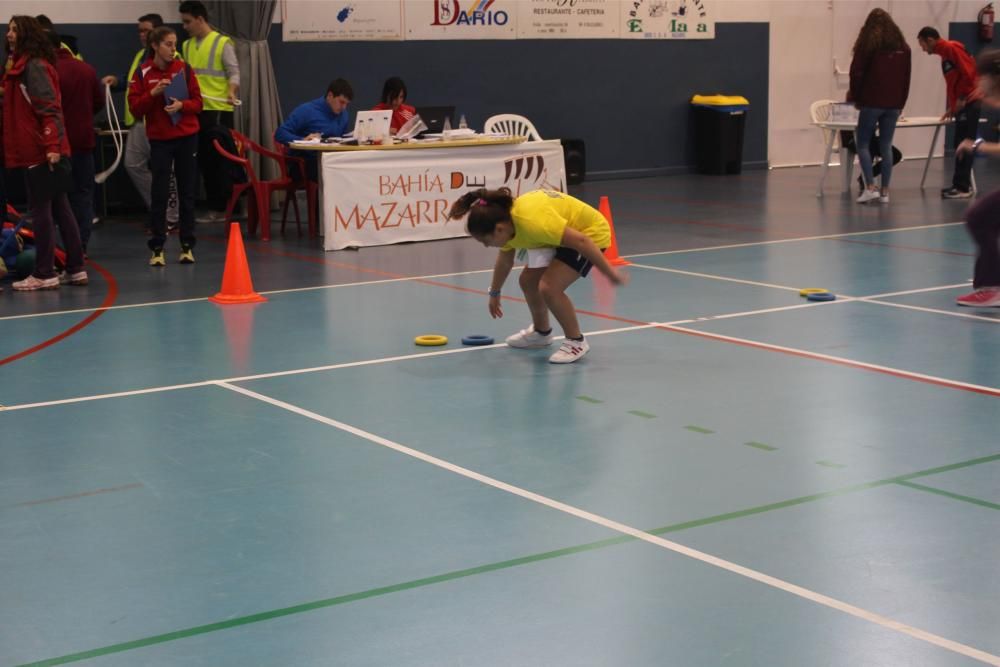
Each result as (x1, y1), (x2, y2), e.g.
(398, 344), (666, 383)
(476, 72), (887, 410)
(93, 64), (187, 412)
(554, 246), (607, 277)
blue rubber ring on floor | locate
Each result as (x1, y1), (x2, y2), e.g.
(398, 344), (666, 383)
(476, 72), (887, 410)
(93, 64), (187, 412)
(461, 335), (495, 346)
(806, 292), (837, 302)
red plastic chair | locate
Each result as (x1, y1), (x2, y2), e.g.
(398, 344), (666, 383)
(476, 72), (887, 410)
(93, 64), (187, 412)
(273, 134), (319, 238)
(212, 130), (295, 241)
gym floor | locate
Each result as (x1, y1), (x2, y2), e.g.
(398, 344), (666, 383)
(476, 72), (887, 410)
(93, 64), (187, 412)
(2, 158), (998, 666)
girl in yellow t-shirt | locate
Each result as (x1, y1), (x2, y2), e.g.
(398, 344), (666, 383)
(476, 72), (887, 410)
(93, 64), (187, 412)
(448, 187), (628, 364)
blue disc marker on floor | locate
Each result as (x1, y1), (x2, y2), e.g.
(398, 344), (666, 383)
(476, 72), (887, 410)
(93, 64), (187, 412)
(806, 292), (836, 302)
(461, 335), (495, 346)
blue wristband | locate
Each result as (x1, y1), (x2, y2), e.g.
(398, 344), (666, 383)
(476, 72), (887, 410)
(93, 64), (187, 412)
(488, 289), (501, 297)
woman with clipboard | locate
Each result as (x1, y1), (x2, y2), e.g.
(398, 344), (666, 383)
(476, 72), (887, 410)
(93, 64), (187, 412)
(2, 15), (87, 290)
(127, 25), (202, 266)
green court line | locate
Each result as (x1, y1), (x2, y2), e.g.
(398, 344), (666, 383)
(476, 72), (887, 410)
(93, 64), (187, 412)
(574, 395), (603, 404)
(894, 480), (1000, 511)
(627, 410), (657, 419)
(816, 460), (847, 469)
(19, 451), (1000, 667)
(744, 442), (778, 452)
(684, 425), (714, 434)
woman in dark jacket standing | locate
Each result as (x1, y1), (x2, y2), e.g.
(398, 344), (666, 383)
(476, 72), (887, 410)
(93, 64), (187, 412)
(3, 15), (87, 289)
(850, 8), (911, 205)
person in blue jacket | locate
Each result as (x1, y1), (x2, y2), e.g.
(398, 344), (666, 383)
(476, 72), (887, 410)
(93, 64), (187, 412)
(275, 78), (353, 181)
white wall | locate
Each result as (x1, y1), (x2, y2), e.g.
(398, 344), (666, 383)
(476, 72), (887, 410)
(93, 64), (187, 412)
(8, 0), (990, 166)
(2, 1), (182, 23)
(711, 0), (990, 167)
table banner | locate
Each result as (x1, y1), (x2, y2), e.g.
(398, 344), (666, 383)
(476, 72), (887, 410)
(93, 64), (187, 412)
(320, 141), (566, 250)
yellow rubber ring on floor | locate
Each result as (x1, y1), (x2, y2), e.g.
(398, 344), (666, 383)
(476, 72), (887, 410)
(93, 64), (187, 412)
(799, 288), (830, 297)
(414, 334), (448, 346)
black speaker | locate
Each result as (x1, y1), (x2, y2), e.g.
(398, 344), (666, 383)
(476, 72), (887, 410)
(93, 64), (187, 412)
(561, 138), (586, 185)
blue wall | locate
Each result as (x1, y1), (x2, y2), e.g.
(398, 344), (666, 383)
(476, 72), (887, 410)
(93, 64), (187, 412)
(61, 22), (769, 178)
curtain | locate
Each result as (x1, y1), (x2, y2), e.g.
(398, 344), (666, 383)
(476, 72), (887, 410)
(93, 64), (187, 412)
(205, 0), (282, 185)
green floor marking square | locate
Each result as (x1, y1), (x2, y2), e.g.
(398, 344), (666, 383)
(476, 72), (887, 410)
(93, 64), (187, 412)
(684, 425), (714, 434)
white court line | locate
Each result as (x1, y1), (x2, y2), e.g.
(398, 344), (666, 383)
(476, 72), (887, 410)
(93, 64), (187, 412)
(860, 299), (1000, 324)
(661, 324), (1000, 396)
(623, 221), (965, 259)
(0, 269), (495, 322)
(630, 264), (999, 324)
(0, 221), (962, 323)
(865, 283), (970, 299)
(7, 291), (998, 413)
(0, 323), (662, 412)
(629, 263), (805, 292)
(215, 380), (1000, 666)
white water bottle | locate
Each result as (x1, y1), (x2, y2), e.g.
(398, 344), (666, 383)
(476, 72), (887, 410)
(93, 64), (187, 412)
(458, 114), (468, 129)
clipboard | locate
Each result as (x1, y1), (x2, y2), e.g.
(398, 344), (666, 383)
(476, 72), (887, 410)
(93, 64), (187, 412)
(163, 70), (189, 126)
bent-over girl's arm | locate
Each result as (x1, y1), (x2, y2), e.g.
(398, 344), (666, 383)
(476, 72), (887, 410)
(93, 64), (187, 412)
(490, 249), (515, 293)
(560, 227), (627, 285)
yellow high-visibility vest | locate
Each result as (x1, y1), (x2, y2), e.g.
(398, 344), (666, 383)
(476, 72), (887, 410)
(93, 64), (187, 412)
(182, 30), (233, 112)
(124, 48), (146, 127)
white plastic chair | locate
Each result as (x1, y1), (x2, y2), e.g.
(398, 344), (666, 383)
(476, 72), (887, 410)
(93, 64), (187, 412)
(811, 99), (856, 195)
(484, 114), (543, 141)
(810, 99), (845, 159)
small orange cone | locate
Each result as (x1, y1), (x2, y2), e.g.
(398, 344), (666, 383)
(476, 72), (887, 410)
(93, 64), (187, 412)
(209, 223), (267, 305)
(598, 196), (630, 266)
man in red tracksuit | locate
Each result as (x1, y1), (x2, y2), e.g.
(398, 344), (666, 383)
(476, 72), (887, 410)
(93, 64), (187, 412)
(917, 27), (983, 199)
(127, 25), (202, 266)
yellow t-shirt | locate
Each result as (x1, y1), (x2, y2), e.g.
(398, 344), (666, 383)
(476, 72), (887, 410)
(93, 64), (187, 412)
(501, 190), (611, 252)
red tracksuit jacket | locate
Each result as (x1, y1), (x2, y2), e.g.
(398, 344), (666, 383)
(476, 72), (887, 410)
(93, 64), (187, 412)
(2, 54), (71, 168)
(127, 56), (202, 141)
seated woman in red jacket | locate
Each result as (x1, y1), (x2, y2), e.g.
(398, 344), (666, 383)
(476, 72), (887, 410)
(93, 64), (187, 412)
(372, 77), (415, 134)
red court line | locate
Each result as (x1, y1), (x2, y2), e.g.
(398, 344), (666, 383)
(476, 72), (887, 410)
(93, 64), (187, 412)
(0, 260), (119, 367)
(11, 482), (143, 508)
(224, 227), (995, 398)
(831, 237), (974, 257)
(659, 324), (1000, 398)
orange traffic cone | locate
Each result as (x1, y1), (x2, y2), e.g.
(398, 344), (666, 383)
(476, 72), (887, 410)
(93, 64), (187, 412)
(209, 223), (267, 305)
(598, 196), (630, 266)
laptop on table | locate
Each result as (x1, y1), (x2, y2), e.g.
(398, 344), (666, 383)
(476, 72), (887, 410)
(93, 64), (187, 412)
(351, 110), (392, 141)
(414, 106), (455, 136)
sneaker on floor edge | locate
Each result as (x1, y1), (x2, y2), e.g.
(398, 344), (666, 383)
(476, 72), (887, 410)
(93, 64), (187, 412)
(856, 189), (880, 204)
(13, 274), (59, 291)
(506, 325), (554, 349)
(956, 288), (1000, 307)
(150, 248), (166, 267)
(179, 246), (195, 264)
(942, 187), (973, 199)
(196, 211), (226, 224)
(58, 270), (89, 286)
(549, 338), (590, 364)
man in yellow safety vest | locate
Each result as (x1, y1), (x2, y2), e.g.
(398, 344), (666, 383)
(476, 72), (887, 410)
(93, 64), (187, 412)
(101, 13), (179, 229)
(179, 0), (240, 224)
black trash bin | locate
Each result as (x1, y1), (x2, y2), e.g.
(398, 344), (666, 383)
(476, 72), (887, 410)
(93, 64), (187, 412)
(691, 95), (749, 175)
